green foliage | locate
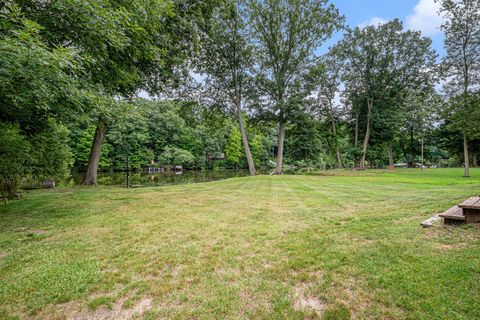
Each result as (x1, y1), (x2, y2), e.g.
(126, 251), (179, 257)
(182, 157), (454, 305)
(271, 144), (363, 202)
(0, 4), (84, 133)
(1, 0), (474, 184)
(286, 112), (325, 165)
(248, 0), (343, 172)
(251, 133), (270, 167)
(5, 0), (219, 184)
(13, 0), (189, 95)
(27, 121), (74, 181)
(0, 123), (30, 201)
(196, 0), (253, 110)
(142, 100), (188, 157)
(73, 126), (112, 171)
(438, 0), (479, 174)
(335, 19), (437, 167)
(444, 92), (480, 141)
(106, 104), (154, 170)
(249, 0), (344, 113)
(224, 126), (243, 165)
(158, 146), (195, 167)
(66, 100), (271, 171)
(439, 0), (480, 98)
(0, 120), (73, 200)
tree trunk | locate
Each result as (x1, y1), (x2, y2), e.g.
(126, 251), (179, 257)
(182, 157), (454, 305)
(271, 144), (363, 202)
(463, 133), (470, 177)
(82, 120), (107, 185)
(236, 107), (256, 176)
(461, 35), (470, 176)
(387, 143), (394, 169)
(329, 103), (343, 169)
(473, 152), (478, 168)
(354, 109), (359, 166)
(359, 99), (372, 169)
(409, 128), (415, 168)
(275, 111), (286, 175)
(335, 147), (343, 169)
(420, 138), (424, 171)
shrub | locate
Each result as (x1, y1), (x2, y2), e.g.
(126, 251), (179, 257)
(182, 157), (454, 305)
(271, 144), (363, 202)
(0, 123), (29, 202)
(158, 146), (195, 168)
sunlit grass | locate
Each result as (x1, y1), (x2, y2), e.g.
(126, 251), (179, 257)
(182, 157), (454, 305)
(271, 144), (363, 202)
(1, 168), (479, 319)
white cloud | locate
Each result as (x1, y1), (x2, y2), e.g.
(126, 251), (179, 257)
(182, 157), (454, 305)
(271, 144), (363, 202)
(406, 0), (442, 36)
(358, 17), (388, 29)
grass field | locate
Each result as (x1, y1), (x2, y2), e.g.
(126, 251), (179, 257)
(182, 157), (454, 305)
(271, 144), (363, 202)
(1, 168), (480, 319)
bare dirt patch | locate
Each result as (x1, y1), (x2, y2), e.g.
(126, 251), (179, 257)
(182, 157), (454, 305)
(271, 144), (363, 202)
(293, 284), (325, 316)
(56, 294), (152, 320)
(434, 242), (469, 250)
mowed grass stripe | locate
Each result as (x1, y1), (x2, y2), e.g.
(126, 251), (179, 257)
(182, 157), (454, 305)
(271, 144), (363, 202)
(0, 168), (479, 319)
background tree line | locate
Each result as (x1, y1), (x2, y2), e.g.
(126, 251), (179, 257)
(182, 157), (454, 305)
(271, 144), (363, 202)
(1, 0), (479, 200)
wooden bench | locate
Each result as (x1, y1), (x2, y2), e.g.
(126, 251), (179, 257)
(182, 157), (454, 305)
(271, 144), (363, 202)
(439, 205), (465, 224)
(458, 196), (480, 223)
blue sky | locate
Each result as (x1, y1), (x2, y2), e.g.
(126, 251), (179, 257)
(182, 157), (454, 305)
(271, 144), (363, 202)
(320, 0), (445, 57)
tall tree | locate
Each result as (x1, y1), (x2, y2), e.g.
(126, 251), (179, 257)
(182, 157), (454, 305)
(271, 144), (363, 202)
(441, 91), (480, 167)
(437, 0), (480, 177)
(309, 54), (344, 168)
(196, 0), (256, 175)
(0, 4), (85, 194)
(335, 20), (436, 169)
(16, 0), (218, 184)
(248, 0), (342, 174)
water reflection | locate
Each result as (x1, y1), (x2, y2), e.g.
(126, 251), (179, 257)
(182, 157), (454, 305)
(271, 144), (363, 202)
(68, 169), (263, 188)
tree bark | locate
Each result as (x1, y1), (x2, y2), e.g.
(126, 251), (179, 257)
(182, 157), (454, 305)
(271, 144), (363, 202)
(236, 107), (256, 176)
(409, 128), (414, 168)
(359, 99), (372, 169)
(473, 152), (478, 168)
(461, 21), (470, 177)
(82, 120), (107, 185)
(463, 133), (470, 177)
(230, 16), (255, 177)
(275, 111), (286, 175)
(354, 109), (359, 166)
(354, 110), (359, 149)
(335, 147), (343, 169)
(420, 138), (424, 171)
(387, 143), (394, 169)
(329, 102), (343, 169)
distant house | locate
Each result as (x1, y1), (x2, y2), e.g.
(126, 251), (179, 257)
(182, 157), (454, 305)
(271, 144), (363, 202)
(143, 167), (164, 174)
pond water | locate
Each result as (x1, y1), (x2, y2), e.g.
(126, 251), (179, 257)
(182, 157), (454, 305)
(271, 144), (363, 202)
(67, 169), (269, 188)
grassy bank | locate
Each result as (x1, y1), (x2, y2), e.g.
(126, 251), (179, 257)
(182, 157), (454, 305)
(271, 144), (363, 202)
(1, 168), (479, 319)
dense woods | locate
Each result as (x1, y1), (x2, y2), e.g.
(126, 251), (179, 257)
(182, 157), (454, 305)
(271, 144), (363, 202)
(1, 0), (480, 199)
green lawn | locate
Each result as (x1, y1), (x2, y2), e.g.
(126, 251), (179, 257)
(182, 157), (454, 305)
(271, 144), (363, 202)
(1, 168), (480, 319)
